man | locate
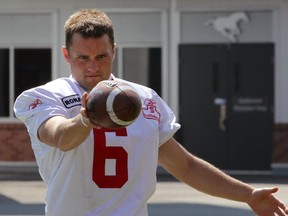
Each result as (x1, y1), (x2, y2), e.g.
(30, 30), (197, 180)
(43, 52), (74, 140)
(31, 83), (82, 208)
(14, 8), (288, 216)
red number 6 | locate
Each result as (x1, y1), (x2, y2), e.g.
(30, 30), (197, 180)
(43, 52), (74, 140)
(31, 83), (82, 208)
(92, 128), (128, 188)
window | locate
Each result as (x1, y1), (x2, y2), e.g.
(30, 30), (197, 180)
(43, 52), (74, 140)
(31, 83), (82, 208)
(0, 49), (9, 116)
(121, 47), (162, 96)
(0, 13), (53, 119)
(0, 48), (51, 117)
(14, 49), (51, 100)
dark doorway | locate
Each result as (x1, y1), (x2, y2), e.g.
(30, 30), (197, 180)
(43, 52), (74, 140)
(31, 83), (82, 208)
(179, 43), (274, 170)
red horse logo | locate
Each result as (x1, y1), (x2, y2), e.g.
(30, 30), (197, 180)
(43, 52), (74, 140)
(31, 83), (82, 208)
(142, 99), (161, 124)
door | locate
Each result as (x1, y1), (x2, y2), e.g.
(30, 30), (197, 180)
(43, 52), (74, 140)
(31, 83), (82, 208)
(179, 43), (274, 170)
(179, 44), (229, 169)
(227, 44), (274, 170)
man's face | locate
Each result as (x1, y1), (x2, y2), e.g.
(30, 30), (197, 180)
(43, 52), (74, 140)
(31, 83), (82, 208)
(62, 33), (115, 91)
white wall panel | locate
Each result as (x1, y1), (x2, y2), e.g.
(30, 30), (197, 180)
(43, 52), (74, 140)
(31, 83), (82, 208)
(107, 12), (162, 44)
(177, 0), (282, 10)
(275, 3), (288, 122)
(0, 14), (52, 45)
(181, 11), (272, 43)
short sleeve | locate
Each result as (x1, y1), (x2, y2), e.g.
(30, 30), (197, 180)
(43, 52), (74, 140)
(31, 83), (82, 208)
(153, 92), (181, 146)
(14, 88), (67, 140)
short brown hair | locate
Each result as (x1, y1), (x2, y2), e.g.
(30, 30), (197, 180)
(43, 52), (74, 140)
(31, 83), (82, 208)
(64, 9), (114, 50)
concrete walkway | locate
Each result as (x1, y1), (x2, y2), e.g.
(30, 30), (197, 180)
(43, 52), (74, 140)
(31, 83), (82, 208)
(0, 174), (287, 216)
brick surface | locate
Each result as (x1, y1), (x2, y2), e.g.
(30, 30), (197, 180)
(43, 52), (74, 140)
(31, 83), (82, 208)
(0, 123), (35, 161)
(0, 123), (287, 163)
(273, 124), (288, 163)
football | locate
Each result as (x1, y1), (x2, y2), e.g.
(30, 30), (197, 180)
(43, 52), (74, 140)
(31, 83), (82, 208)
(86, 80), (142, 128)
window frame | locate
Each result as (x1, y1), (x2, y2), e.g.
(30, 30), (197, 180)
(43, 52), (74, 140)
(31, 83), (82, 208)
(0, 10), (58, 122)
(115, 45), (162, 96)
(104, 8), (169, 104)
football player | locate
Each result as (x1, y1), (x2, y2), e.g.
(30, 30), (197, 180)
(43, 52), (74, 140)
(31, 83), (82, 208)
(14, 8), (288, 216)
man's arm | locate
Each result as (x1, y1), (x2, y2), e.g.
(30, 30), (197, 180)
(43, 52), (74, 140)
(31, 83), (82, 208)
(38, 113), (92, 151)
(158, 138), (288, 215)
(38, 92), (93, 151)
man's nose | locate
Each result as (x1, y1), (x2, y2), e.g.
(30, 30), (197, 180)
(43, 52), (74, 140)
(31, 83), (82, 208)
(87, 59), (99, 72)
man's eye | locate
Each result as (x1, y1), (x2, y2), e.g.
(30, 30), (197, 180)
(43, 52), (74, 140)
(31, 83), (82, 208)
(79, 56), (88, 60)
(97, 54), (107, 60)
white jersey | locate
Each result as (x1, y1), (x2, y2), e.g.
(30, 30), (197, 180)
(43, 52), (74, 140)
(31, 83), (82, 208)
(14, 75), (180, 216)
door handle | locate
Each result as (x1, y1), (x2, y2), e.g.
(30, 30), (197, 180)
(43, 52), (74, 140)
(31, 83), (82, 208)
(219, 104), (226, 131)
(214, 98), (227, 131)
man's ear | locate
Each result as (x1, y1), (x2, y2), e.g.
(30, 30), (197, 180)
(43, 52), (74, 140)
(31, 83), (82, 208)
(62, 46), (70, 63)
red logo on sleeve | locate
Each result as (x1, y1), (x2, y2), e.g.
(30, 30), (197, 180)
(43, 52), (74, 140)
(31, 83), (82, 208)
(142, 99), (161, 124)
(29, 99), (42, 110)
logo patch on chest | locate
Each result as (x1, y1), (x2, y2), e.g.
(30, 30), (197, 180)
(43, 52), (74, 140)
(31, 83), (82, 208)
(142, 99), (161, 124)
(61, 94), (81, 108)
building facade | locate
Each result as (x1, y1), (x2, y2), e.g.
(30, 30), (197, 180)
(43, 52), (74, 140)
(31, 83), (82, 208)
(0, 0), (287, 171)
